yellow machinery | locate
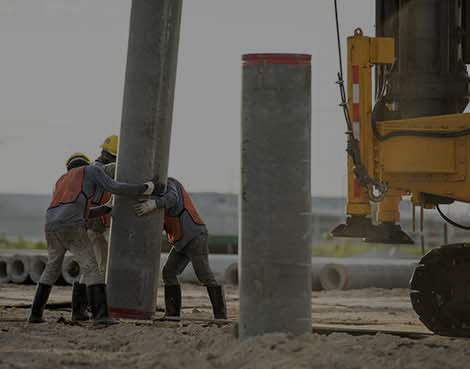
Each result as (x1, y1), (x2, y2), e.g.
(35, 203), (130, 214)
(331, 0), (470, 336)
(340, 29), (470, 230)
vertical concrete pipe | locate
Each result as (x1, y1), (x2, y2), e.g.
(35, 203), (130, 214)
(239, 53), (312, 339)
(107, 0), (183, 319)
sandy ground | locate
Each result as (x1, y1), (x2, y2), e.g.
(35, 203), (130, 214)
(1, 284), (469, 369)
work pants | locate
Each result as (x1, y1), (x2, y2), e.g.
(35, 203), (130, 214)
(87, 228), (109, 276)
(40, 225), (104, 286)
(162, 234), (218, 287)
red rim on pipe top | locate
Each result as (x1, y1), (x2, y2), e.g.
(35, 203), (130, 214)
(242, 53), (311, 65)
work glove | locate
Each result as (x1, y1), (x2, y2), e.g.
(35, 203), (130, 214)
(134, 199), (157, 216)
(142, 182), (155, 195)
(143, 175), (166, 196)
(104, 196), (114, 210)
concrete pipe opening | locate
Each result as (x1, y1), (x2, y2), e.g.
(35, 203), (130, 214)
(12, 260), (24, 275)
(62, 257), (80, 285)
(319, 264), (347, 290)
(0, 258), (10, 283)
(224, 263), (239, 285)
(8, 255), (30, 284)
(30, 256), (47, 284)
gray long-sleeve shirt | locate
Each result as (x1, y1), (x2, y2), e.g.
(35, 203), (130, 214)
(153, 178), (207, 251)
(88, 161), (116, 233)
(46, 164), (147, 231)
(91, 161), (116, 206)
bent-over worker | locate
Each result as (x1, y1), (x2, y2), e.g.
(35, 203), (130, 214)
(134, 177), (227, 319)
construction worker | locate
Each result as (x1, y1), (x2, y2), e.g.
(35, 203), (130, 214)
(29, 152), (158, 326)
(72, 136), (117, 322)
(134, 177), (227, 320)
(88, 135), (118, 273)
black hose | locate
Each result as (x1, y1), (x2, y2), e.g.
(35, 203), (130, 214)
(333, 0), (353, 134)
(332, 0), (387, 197)
(371, 50), (470, 141)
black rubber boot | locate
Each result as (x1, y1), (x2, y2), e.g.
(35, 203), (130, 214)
(28, 283), (52, 323)
(87, 284), (118, 326)
(164, 285), (181, 317)
(207, 285), (227, 319)
(72, 282), (89, 321)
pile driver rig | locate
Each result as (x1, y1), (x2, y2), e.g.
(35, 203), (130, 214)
(331, 0), (470, 336)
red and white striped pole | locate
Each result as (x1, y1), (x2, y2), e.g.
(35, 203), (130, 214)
(351, 64), (362, 197)
(351, 64), (360, 141)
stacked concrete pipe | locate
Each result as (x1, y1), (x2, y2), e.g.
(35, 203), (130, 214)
(0, 249), (419, 290)
(319, 259), (418, 290)
(179, 254), (237, 284)
(61, 256), (80, 285)
(29, 255), (48, 284)
(0, 249), (42, 284)
(0, 255), (11, 283)
(178, 256), (418, 292)
(222, 257), (324, 291)
(7, 254), (31, 284)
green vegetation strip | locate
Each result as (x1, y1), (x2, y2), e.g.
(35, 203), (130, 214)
(0, 233), (46, 250)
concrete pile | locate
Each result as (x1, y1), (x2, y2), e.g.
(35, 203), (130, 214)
(0, 249), (417, 291)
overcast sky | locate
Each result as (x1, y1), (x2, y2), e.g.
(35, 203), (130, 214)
(0, 0), (374, 196)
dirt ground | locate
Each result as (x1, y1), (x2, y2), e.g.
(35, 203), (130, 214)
(1, 283), (469, 369)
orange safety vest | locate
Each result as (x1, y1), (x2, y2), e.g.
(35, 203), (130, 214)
(164, 180), (205, 243)
(99, 191), (112, 227)
(48, 166), (94, 218)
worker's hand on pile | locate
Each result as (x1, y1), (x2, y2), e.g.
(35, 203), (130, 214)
(104, 196), (114, 209)
(134, 199), (157, 216)
(142, 181), (155, 195)
(143, 175), (166, 196)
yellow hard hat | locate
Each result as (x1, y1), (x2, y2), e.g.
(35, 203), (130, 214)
(100, 135), (118, 156)
(66, 152), (91, 169)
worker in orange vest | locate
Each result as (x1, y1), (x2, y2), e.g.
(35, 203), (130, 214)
(134, 177), (227, 319)
(72, 136), (118, 322)
(88, 134), (118, 273)
(29, 152), (158, 326)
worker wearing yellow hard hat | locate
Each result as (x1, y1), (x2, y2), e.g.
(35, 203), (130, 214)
(65, 152), (91, 171)
(99, 134), (118, 161)
(68, 138), (117, 322)
(29, 146), (158, 326)
(68, 136), (119, 322)
(134, 177), (227, 320)
(88, 135), (118, 281)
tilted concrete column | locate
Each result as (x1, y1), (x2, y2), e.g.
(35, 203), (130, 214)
(107, 0), (183, 319)
(239, 54), (312, 339)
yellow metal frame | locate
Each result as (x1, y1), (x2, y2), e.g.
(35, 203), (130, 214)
(345, 29), (396, 220)
(377, 113), (470, 201)
(345, 29), (470, 225)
